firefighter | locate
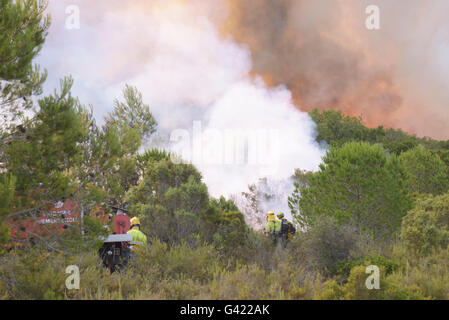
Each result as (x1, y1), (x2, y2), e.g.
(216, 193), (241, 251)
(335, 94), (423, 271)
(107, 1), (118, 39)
(277, 212), (296, 246)
(265, 211), (277, 242)
(127, 217), (147, 251)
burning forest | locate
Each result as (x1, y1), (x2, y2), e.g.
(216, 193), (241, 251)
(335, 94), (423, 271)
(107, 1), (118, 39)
(1, 0), (449, 305)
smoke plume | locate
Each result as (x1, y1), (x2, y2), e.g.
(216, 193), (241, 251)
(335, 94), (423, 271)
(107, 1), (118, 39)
(39, 0), (325, 214)
(219, 0), (449, 139)
(38, 0), (448, 226)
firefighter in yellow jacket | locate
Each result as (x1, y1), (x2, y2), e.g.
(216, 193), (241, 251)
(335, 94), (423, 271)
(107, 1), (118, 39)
(265, 211), (281, 243)
(127, 217), (147, 252)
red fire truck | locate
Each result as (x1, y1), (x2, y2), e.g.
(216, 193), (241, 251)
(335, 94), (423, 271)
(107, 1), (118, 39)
(6, 199), (132, 273)
(6, 199), (110, 241)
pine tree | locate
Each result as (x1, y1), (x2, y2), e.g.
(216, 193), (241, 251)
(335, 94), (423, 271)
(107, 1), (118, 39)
(297, 142), (412, 236)
(1, 0), (51, 246)
(0, 0), (50, 126)
(399, 145), (449, 195)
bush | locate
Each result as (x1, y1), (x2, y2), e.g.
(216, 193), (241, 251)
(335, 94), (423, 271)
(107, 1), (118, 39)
(318, 264), (427, 300)
(400, 193), (449, 255)
(0, 246), (109, 300)
(292, 217), (361, 275)
(134, 240), (222, 283)
(335, 256), (399, 280)
(2, 236), (448, 300)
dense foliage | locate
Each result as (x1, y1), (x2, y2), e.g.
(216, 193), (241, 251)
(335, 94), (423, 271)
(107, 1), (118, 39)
(398, 145), (449, 195)
(309, 108), (449, 158)
(294, 142), (412, 236)
(400, 193), (449, 255)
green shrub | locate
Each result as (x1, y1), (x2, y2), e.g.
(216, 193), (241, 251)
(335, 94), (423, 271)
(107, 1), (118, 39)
(294, 217), (360, 275)
(134, 240), (221, 283)
(208, 264), (269, 300)
(401, 193), (449, 255)
(335, 256), (399, 280)
(318, 264), (427, 300)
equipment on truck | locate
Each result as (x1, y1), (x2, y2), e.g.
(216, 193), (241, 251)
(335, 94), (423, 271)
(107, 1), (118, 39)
(99, 233), (132, 273)
(98, 203), (133, 273)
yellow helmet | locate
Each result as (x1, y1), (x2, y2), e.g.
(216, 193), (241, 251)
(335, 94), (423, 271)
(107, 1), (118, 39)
(277, 212), (284, 219)
(267, 211), (275, 222)
(130, 216), (140, 226)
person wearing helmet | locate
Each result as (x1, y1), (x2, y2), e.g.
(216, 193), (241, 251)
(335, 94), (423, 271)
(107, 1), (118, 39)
(127, 216), (147, 251)
(274, 214), (282, 239)
(265, 211), (279, 243)
(277, 212), (296, 246)
(265, 211), (281, 243)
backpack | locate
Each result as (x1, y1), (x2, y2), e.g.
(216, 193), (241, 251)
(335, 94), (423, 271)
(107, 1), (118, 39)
(280, 219), (289, 235)
(288, 222), (296, 235)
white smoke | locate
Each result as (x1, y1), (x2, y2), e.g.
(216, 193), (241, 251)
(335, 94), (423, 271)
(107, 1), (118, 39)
(188, 79), (324, 197)
(39, 1), (326, 225)
(231, 177), (298, 230)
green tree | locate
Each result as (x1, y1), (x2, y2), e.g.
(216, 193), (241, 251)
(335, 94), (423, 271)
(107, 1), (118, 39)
(381, 128), (418, 155)
(1, 81), (158, 251)
(1, 77), (89, 209)
(308, 109), (443, 156)
(309, 108), (381, 147)
(125, 156), (209, 244)
(92, 86), (158, 204)
(0, 0), (55, 245)
(399, 145), (449, 195)
(1, 78), (94, 250)
(0, 2), (103, 251)
(209, 196), (239, 213)
(433, 149), (449, 168)
(288, 169), (313, 227)
(0, 0), (50, 125)
(125, 155), (249, 248)
(297, 142), (412, 236)
(213, 211), (248, 251)
(0, 175), (16, 248)
(105, 85), (157, 141)
(203, 197), (248, 253)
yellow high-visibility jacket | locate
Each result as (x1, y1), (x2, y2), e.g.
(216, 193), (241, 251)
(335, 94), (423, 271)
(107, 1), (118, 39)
(266, 220), (276, 233)
(274, 220), (282, 233)
(127, 227), (147, 248)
